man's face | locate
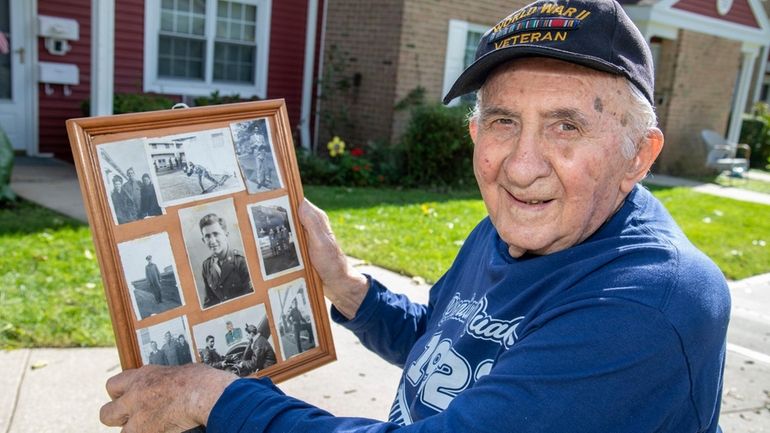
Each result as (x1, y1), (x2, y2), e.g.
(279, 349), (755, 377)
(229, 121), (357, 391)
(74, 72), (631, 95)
(127, 169), (135, 180)
(165, 332), (172, 342)
(112, 179), (122, 191)
(207, 338), (215, 349)
(470, 58), (639, 258)
(201, 221), (229, 255)
(226, 322), (234, 332)
(142, 176), (151, 186)
(151, 342), (158, 351)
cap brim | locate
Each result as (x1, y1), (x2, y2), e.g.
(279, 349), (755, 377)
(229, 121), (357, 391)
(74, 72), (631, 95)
(442, 45), (628, 105)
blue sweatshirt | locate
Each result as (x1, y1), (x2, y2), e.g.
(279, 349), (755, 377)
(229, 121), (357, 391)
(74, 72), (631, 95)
(208, 185), (730, 432)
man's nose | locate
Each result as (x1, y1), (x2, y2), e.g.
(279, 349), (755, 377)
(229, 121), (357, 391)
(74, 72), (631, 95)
(502, 129), (552, 186)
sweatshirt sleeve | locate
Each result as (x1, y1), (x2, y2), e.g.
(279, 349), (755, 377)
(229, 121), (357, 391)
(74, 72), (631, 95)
(329, 275), (431, 367)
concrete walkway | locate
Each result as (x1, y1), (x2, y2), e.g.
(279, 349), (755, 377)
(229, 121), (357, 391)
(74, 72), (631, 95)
(4, 157), (770, 432)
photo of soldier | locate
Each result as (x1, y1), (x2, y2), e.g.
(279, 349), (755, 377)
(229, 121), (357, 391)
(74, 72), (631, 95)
(137, 316), (194, 367)
(97, 138), (164, 225)
(192, 304), (276, 377)
(117, 233), (184, 320)
(149, 129), (244, 207)
(229, 118), (283, 194)
(179, 198), (254, 309)
(247, 196), (303, 281)
(268, 278), (318, 360)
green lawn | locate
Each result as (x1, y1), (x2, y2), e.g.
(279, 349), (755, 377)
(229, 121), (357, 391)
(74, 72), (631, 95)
(307, 185), (770, 283)
(1, 184), (768, 349)
(0, 201), (112, 349)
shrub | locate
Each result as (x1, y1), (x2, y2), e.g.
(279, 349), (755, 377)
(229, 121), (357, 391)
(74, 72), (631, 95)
(192, 90), (259, 106)
(399, 103), (475, 187)
(0, 125), (15, 204)
(740, 102), (770, 169)
(81, 92), (176, 116)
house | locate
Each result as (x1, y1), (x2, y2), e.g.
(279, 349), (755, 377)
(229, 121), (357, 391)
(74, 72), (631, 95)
(1, 0), (325, 160)
(320, 0), (770, 176)
(2, 0), (769, 177)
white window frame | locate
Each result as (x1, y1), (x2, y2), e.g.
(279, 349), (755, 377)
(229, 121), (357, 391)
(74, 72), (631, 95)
(442, 19), (488, 106)
(143, 0), (271, 98)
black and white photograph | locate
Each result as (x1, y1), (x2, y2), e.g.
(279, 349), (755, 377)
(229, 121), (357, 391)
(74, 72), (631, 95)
(137, 316), (195, 366)
(148, 128), (245, 207)
(117, 232), (184, 320)
(230, 118), (283, 194)
(247, 196), (304, 281)
(268, 278), (318, 360)
(191, 304), (277, 376)
(97, 138), (164, 225)
(179, 197), (255, 309)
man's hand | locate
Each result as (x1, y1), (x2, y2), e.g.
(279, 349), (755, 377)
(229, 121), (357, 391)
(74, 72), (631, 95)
(100, 364), (237, 433)
(298, 199), (369, 320)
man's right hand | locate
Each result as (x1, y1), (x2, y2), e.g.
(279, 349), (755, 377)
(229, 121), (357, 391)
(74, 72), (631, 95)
(298, 199), (369, 320)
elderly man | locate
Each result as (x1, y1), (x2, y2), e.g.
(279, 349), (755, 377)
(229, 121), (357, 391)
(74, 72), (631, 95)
(100, 1), (730, 432)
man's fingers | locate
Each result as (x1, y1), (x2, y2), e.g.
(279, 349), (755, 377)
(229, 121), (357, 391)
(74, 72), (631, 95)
(100, 399), (130, 427)
(105, 370), (135, 400)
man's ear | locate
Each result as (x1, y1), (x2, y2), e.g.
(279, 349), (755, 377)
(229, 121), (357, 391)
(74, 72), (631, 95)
(621, 127), (664, 193)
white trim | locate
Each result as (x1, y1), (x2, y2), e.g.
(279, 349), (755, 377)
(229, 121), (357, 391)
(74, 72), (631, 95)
(728, 51), (757, 143)
(312, 0), (329, 151)
(143, 0), (271, 98)
(442, 19), (487, 106)
(1, 0), (38, 154)
(624, 1), (770, 48)
(753, 45), (769, 104)
(299, 0), (318, 150)
(90, 0), (114, 116)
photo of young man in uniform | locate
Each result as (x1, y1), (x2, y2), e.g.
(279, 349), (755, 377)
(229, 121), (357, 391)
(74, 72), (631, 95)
(230, 118), (283, 194)
(117, 233), (184, 320)
(179, 198), (254, 309)
(268, 278), (318, 360)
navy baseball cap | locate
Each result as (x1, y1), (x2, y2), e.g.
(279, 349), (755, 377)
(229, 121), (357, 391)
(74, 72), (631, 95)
(442, 0), (654, 106)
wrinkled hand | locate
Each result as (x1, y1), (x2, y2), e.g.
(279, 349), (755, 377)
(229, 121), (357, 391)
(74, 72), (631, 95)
(100, 364), (237, 433)
(299, 199), (369, 319)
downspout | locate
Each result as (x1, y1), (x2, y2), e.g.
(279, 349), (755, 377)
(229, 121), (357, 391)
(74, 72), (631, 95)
(313, 0), (329, 152)
(90, 0), (114, 116)
(300, 0), (319, 150)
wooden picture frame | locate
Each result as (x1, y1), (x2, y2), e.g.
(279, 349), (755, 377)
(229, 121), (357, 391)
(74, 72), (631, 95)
(66, 99), (335, 383)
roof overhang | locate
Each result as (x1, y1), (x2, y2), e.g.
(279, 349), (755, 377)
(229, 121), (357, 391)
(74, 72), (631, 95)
(624, 0), (770, 51)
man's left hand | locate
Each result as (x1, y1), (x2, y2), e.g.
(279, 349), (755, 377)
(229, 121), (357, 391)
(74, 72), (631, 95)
(100, 363), (237, 433)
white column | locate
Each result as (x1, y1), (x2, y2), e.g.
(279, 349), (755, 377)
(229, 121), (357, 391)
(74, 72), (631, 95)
(727, 50), (757, 144)
(299, 0), (319, 149)
(90, 0), (114, 116)
(751, 44), (769, 105)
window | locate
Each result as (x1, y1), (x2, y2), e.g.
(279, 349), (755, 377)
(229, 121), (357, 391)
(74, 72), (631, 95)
(145, 0), (271, 97)
(442, 20), (488, 106)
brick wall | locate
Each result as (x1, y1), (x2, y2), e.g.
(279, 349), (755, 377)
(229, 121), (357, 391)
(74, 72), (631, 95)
(319, 0), (406, 148)
(392, 0), (527, 142)
(320, 0), (525, 148)
(655, 30), (741, 176)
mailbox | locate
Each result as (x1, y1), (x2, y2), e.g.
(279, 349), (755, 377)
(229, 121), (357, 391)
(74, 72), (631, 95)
(38, 15), (79, 55)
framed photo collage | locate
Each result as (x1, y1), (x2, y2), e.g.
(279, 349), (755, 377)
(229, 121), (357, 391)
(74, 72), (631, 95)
(66, 100), (334, 382)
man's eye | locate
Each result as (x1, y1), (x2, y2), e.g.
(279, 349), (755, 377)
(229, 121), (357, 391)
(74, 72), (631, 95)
(493, 118), (513, 125)
(559, 122), (578, 132)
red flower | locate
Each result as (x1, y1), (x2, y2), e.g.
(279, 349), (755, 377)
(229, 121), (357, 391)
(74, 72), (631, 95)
(352, 165), (361, 172)
(350, 148), (365, 157)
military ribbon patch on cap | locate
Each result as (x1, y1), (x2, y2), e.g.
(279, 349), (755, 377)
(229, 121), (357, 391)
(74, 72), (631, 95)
(490, 17), (581, 44)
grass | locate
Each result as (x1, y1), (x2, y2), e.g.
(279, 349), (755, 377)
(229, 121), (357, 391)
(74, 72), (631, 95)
(306, 185), (770, 283)
(0, 201), (114, 349)
(1, 183), (768, 349)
